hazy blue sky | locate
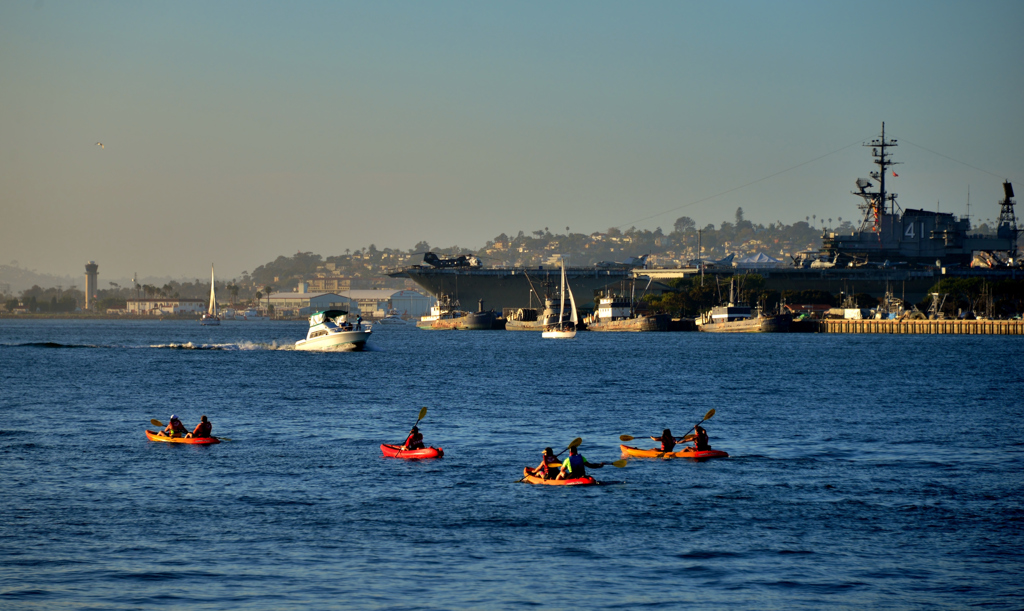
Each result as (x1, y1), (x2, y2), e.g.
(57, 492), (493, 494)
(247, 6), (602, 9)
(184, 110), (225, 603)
(2, 1), (1022, 280)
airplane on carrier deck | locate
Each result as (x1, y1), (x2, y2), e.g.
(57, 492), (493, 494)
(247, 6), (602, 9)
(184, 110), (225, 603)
(687, 253), (735, 269)
(421, 252), (482, 268)
(594, 254), (650, 269)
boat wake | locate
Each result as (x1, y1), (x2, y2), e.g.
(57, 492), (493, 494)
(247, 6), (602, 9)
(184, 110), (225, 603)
(5, 341), (378, 351)
(150, 341), (294, 350)
(6, 342), (97, 349)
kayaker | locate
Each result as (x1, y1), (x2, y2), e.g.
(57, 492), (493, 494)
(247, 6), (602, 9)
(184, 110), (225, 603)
(401, 426), (425, 450)
(650, 428), (682, 452)
(185, 415), (213, 439)
(693, 426), (710, 451)
(556, 445), (605, 480)
(159, 415), (188, 438)
(526, 447), (560, 480)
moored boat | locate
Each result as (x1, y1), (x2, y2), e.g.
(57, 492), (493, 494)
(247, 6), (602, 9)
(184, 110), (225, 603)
(619, 444), (728, 459)
(584, 296), (671, 332)
(696, 279), (790, 333)
(294, 309), (372, 351)
(380, 444), (444, 459)
(200, 264), (221, 326)
(542, 258), (578, 339)
(146, 430), (221, 444)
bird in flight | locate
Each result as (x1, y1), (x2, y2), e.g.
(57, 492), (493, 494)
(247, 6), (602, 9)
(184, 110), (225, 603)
(95, 142), (104, 149)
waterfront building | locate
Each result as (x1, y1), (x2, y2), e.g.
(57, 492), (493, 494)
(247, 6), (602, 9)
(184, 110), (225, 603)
(126, 298), (205, 315)
(267, 292), (360, 317)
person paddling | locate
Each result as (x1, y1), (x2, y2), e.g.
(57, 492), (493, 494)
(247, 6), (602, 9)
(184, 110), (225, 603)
(526, 447), (560, 480)
(158, 415), (188, 438)
(650, 428), (687, 452)
(185, 415), (213, 439)
(556, 445), (605, 480)
(401, 426), (425, 450)
(693, 425), (711, 451)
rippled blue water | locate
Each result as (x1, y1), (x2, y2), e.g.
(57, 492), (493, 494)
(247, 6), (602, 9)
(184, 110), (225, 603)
(1, 319), (1022, 609)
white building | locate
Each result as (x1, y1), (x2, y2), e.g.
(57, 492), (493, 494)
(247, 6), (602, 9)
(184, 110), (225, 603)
(267, 292), (360, 317)
(336, 289), (437, 319)
(127, 299), (206, 315)
(389, 290), (435, 318)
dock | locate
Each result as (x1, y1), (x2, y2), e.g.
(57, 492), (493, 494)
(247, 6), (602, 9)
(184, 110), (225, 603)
(817, 319), (1024, 335)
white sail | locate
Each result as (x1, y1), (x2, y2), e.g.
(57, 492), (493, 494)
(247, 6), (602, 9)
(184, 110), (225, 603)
(208, 264), (217, 316)
(542, 257), (577, 339)
(567, 275), (578, 326)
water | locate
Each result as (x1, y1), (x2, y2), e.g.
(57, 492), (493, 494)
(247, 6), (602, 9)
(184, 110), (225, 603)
(1, 319), (1022, 609)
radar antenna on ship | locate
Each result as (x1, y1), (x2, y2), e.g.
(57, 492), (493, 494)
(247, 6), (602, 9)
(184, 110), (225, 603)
(996, 181), (1021, 262)
(853, 122), (902, 232)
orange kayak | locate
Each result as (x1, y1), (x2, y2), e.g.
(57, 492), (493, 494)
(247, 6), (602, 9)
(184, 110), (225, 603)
(146, 430), (220, 445)
(619, 444), (728, 459)
(521, 467), (599, 486)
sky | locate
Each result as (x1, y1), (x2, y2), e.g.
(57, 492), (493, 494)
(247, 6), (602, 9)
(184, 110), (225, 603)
(2, 0), (1022, 281)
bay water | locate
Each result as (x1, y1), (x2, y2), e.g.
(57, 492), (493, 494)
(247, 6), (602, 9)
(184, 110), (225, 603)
(1, 319), (1022, 609)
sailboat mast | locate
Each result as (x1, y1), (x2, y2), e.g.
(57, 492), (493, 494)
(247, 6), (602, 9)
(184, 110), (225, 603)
(558, 259), (566, 324)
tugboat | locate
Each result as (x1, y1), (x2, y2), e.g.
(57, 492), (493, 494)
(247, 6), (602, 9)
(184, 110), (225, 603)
(696, 279), (791, 333)
(295, 310), (372, 350)
(584, 294), (670, 332)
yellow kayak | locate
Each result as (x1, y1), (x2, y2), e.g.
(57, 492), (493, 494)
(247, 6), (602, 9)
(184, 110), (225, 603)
(619, 444), (727, 459)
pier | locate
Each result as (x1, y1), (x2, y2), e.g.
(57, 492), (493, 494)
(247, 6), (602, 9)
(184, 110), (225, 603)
(817, 319), (1024, 335)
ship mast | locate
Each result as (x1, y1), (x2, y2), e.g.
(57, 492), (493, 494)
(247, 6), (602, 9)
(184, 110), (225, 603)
(996, 181), (1021, 262)
(854, 122), (902, 231)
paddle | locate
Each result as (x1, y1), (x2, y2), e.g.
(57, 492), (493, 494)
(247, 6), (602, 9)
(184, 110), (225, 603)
(413, 406), (428, 427)
(556, 437), (583, 457)
(686, 408), (715, 436)
(619, 433), (695, 443)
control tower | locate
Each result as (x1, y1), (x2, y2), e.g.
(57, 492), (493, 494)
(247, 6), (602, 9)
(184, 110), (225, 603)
(85, 261), (98, 310)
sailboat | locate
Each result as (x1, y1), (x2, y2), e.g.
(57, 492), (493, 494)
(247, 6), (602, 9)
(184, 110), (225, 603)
(200, 264), (221, 326)
(542, 258), (577, 339)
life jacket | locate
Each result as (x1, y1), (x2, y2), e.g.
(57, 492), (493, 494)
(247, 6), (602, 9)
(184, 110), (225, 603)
(193, 421), (212, 438)
(404, 432), (424, 449)
(564, 454), (587, 478)
(660, 435), (677, 453)
(695, 430), (710, 451)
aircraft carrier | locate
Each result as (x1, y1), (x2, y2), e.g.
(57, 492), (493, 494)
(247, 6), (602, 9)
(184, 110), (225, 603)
(391, 263), (634, 313)
(391, 124), (1021, 311)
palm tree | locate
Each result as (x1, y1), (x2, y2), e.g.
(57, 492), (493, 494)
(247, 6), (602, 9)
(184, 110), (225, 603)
(262, 285), (273, 314)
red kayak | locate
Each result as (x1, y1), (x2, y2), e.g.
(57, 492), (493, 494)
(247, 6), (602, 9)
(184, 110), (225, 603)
(380, 444), (444, 459)
(146, 430), (220, 445)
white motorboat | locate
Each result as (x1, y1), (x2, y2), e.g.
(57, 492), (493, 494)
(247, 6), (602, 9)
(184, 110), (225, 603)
(200, 264), (221, 326)
(236, 309), (269, 321)
(295, 310), (372, 351)
(377, 309), (406, 325)
(542, 258), (578, 339)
